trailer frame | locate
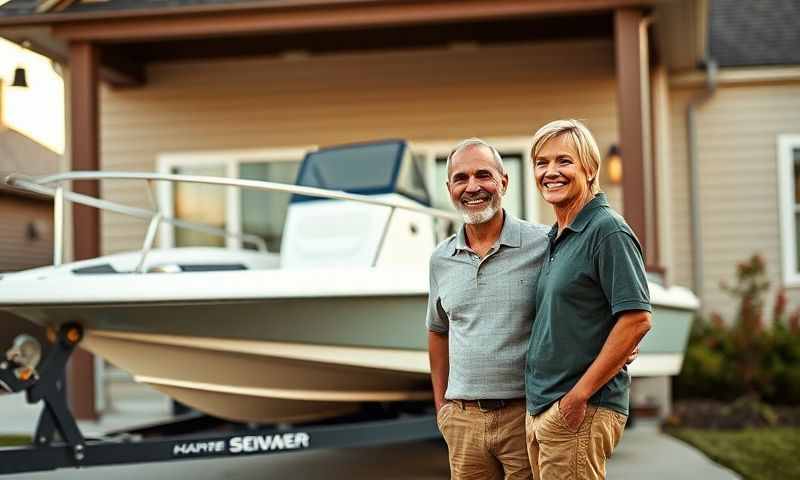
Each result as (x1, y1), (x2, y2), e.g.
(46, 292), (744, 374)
(0, 325), (440, 475)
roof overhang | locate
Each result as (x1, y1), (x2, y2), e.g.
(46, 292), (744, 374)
(0, 0), (705, 86)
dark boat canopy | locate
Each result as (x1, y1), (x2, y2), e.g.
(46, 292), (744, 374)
(292, 140), (430, 205)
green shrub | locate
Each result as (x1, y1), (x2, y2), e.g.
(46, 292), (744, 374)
(674, 255), (800, 405)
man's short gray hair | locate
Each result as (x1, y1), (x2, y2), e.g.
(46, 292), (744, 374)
(446, 138), (506, 178)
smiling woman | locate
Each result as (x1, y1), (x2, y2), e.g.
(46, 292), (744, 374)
(525, 119), (652, 479)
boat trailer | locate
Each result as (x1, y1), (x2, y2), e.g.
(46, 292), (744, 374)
(0, 325), (440, 475)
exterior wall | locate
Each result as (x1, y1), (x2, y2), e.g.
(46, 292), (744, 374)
(98, 39), (623, 254)
(0, 194), (53, 272)
(666, 88), (695, 291)
(668, 80), (800, 319)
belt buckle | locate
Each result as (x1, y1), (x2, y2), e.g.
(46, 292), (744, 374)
(477, 399), (504, 411)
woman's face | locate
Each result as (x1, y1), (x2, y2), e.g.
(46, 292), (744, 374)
(532, 134), (591, 207)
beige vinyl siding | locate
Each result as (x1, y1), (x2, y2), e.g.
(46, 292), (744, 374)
(0, 196), (53, 272)
(666, 89), (695, 291)
(98, 39), (622, 254)
(668, 81), (800, 319)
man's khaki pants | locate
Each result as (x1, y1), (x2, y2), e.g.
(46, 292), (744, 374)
(525, 402), (627, 480)
(437, 400), (532, 480)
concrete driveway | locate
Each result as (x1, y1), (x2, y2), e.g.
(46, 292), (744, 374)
(1, 393), (739, 479)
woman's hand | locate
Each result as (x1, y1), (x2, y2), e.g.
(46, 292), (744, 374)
(626, 345), (640, 365)
(558, 391), (588, 431)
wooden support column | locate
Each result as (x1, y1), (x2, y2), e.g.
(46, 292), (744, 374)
(67, 41), (99, 421)
(614, 8), (651, 263)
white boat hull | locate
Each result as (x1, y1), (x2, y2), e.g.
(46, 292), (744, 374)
(84, 330), (432, 424)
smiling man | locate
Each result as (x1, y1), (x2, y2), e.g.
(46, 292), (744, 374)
(426, 138), (548, 480)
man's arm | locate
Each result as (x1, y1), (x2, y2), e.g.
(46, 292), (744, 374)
(428, 330), (449, 414)
(558, 310), (651, 429)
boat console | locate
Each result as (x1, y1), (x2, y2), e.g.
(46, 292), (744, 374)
(282, 140), (437, 268)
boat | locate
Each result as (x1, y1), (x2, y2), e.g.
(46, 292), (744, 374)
(0, 139), (699, 424)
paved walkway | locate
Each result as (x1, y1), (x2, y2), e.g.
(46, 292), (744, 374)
(0, 390), (740, 479)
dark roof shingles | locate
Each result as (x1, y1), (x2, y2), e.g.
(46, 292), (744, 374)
(710, 0), (800, 67)
(0, 0), (266, 17)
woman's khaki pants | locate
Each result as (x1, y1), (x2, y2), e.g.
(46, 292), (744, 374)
(525, 402), (627, 480)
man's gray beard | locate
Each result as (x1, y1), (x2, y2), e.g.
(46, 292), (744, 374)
(457, 196), (501, 224)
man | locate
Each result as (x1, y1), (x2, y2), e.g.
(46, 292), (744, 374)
(427, 138), (549, 480)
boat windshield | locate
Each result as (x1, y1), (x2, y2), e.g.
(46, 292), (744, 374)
(292, 140), (430, 204)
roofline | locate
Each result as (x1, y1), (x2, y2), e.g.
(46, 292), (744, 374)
(670, 65), (800, 88)
(0, 0), (655, 28)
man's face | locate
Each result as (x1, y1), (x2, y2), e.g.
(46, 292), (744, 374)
(447, 145), (508, 224)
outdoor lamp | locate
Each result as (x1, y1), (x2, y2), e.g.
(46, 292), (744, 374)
(11, 66), (28, 88)
(606, 144), (622, 185)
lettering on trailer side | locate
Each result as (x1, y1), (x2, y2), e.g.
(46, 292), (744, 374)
(228, 432), (311, 454)
(172, 432), (310, 457)
(173, 441), (226, 456)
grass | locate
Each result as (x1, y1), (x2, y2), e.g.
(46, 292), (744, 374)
(666, 427), (800, 480)
(0, 435), (31, 447)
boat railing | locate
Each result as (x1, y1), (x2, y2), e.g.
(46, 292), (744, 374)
(2, 171), (461, 272)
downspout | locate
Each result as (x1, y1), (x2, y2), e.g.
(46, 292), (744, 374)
(686, 58), (717, 303)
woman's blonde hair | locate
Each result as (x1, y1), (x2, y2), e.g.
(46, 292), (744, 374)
(530, 119), (602, 195)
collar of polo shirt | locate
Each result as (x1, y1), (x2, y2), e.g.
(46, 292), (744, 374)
(450, 209), (522, 256)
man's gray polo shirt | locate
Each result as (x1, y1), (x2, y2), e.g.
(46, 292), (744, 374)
(426, 211), (548, 400)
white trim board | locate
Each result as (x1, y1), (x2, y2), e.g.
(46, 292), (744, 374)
(777, 134), (800, 286)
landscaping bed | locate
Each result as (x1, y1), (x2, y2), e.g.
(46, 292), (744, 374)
(666, 427), (800, 480)
(664, 399), (800, 480)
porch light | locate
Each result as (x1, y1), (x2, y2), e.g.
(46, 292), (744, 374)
(606, 144), (622, 185)
(11, 67), (28, 88)
(9, 40), (31, 88)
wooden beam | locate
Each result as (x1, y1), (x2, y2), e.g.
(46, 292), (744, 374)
(50, 0), (647, 42)
(101, 49), (146, 88)
(122, 13), (611, 63)
(67, 41), (99, 421)
(614, 8), (650, 262)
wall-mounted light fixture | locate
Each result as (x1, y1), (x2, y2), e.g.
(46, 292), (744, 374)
(11, 66), (28, 88)
(7, 40), (31, 88)
(25, 221), (40, 241)
(606, 144), (622, 185)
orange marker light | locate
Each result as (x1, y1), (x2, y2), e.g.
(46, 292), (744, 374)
(66, 328), (81, 344)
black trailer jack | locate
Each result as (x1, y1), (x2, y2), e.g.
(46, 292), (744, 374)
(0, 325), (440, 476)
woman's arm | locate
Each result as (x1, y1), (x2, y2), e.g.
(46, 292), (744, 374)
(558, 310), (651, 429)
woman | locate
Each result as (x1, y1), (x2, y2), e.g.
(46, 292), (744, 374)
(524, 119), (652, 479)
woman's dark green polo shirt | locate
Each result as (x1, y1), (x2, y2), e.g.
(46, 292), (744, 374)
(525, 193), (651, 416)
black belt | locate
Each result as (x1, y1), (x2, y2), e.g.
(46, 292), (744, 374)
(453, 398), (523, 411)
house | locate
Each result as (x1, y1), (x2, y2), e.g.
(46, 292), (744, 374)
(0, 0), (797, 419)
(0, 79), (59, 379)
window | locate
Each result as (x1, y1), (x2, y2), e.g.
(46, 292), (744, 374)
(412, 138), (538, 223)
(171, 164), (227, 247)
(158, 138), (539, 253)
(779, 135), (800, 285)
(240, 161), (302, 251)
(158, 147), (311, 252)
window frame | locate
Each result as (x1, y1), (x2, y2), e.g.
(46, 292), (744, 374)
(410, 137), (539, 223)
(156, 137), (540, 250)
(157, 146), (314, 249)
(778, 134), (800, 286)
